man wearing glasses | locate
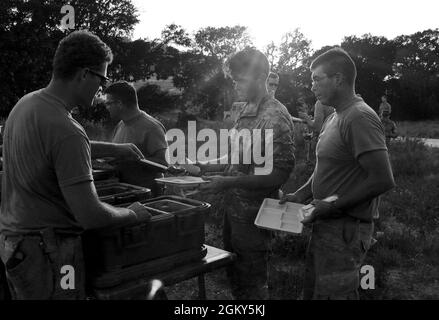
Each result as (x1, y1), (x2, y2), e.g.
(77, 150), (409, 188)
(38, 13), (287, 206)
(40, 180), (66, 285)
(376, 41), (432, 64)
(0, 31), (149, 299)
(280, 47), (395, 299)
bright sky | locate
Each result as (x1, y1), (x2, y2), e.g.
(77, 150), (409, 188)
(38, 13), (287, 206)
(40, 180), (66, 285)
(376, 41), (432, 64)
(132, 0), (438, 51)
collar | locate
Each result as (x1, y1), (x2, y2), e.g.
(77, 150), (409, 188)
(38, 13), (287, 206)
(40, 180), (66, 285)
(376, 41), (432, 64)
(40, 88), (71, 115)
(123, 110), (144, 125)
(239, 94), (271, 118)
(336, 95), (363, 114)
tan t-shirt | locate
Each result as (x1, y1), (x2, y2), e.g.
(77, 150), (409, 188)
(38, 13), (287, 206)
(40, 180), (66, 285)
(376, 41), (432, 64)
(0, 89), (93, 234)
(312, 97), (388, 222)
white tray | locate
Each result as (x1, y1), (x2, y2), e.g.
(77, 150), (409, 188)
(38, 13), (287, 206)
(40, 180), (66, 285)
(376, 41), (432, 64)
(155, 176), (209, 187)
(254, 198), (305, 234)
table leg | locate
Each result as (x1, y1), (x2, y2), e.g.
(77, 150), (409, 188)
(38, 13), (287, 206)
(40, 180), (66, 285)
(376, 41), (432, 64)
(198, 275), (206, 300)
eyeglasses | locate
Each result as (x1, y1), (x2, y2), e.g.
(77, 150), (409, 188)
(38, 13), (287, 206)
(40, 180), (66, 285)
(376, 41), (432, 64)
(86, 69), (110, 88)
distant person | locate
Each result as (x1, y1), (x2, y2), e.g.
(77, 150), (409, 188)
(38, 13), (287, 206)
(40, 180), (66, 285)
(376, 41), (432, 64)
(379, 95), (392, 119)
(381, 111), (398, 146)
(299, 100), (335, 134)
(298, 100), (335, 161)
(280, 47), (395, 300)
(104, 81), (169, 197)
(0, 31), (149, 300)
(266, 72), (279, 99)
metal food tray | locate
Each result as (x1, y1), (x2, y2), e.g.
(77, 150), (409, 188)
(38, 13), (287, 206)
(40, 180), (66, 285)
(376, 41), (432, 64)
(254, 198), (304, 234)
(155, 176), (209, 187)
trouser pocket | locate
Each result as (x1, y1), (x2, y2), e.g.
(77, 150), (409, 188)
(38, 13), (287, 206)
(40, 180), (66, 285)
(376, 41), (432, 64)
(3, 237), (54, 299)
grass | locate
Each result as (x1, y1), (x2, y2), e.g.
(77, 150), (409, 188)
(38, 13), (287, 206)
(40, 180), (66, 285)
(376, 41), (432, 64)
(396, 120), (439, 139)
(186, 123), (439, 300)
(84, 117), (439, 300)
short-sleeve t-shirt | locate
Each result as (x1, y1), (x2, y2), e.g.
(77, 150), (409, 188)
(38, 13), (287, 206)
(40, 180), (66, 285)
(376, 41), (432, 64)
(112, 111), (168, 191)
(0, 89), (93, 234)
(312, 97), (388, 221)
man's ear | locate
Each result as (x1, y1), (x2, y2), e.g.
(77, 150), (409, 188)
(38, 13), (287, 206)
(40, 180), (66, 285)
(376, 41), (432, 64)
(334, 72), (344, 87)
(74, 68), (88, 83)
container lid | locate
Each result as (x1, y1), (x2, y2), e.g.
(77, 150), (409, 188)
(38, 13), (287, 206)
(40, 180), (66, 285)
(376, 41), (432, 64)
(155, 176), (208, 187)
(254, 198), (305, 234)
(143, 199), (196, 213)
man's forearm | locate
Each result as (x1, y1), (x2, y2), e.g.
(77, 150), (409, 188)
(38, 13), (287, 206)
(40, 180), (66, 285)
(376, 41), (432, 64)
(199, 154), (229, 173)
(224, 169), (289, 190)
(147, 148), (169, 167)
(90, 141), (117, 159)
(79, 201), (137, 230)
(334, 177), (394, 212)
(295, 174), (314, 201)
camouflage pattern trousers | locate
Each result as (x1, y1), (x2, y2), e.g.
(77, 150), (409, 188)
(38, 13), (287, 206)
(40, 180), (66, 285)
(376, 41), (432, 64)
(0, 229), (86, 300)
(222, 199), (272, 300)
(303, 216), (374, 300)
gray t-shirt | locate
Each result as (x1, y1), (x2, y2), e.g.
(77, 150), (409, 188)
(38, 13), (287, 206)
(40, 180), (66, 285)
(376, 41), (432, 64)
(112, 111), (168, 193)
(312, 97), (387, 221)
(0, 89), (93, 234)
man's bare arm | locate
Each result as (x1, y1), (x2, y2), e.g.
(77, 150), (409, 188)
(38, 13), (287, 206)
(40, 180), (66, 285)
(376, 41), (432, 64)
(90, 141), (144, 161)
(197, 154), (229, 174)
(333, 150), (395, 211)
(147, 148), (169, 167)
(228, 167), (290, 189)
(61, 181), (138, 230)
(279, 173), (314, 204)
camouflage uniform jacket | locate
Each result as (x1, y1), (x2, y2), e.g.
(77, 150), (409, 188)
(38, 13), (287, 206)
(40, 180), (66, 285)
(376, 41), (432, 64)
(222, 95), (295, 208)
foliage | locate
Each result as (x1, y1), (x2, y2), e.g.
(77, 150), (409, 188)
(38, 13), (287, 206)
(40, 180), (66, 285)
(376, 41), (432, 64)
(341, 34), (397, 111)
(136, 84), (179, 114)
(0, 0), (140, 117)
(194, 25), (253, 61)
(2, 2), (439, 123)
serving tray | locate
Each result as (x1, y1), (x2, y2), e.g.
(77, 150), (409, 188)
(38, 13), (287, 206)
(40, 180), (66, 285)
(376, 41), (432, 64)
(254, 198), (305, 234)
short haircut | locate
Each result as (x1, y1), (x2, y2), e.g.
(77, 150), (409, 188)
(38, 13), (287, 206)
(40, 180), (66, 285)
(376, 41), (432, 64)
(224, 48), (270, 80)
(52, 30), (113, 80)
(104, 81), (138, 108)
(310, 47), (357, 86)
(268, 72), (279, 81)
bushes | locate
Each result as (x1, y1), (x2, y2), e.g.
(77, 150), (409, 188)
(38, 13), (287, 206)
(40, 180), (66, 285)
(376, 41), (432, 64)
(389, 139), (435, 177)
(137, 84), (179, 114)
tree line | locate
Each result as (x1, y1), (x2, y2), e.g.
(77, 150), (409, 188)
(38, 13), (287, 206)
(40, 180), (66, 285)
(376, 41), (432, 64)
(1, 0), (438, 121)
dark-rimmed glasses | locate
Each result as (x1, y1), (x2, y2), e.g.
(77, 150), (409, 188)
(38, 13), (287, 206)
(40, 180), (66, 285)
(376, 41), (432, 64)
(86, 68), (110, 88)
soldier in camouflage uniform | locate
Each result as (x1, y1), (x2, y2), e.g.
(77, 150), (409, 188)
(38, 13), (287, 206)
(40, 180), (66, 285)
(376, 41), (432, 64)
(198, 48), (295, 299)
(281, 48), (395, 299)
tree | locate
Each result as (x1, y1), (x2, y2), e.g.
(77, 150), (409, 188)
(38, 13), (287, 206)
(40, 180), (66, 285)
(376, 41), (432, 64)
(341, 34), (396, 111)
(161, 24), (192, 48)
(263, 41), (278, 71)
(137, 84), (178, 114)
(194, 25), (253, 61)
(0, 0), (140, 116)
(109, 39), (161, 81)
(69, 0), (139, 39)
(277, 28), (312, 74)
(391, 29), (439, 119)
